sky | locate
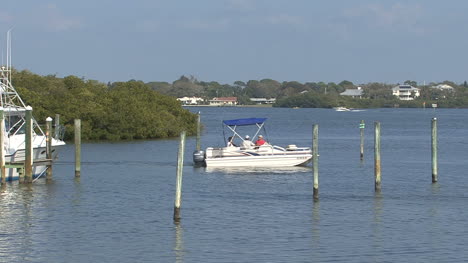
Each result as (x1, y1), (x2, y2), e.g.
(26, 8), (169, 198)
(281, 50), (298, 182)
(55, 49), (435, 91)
(1, 0), (467, 85)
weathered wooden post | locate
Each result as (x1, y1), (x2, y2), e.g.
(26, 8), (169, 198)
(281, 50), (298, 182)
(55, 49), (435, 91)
(196, 111), (201, 152)
(360, 120), (365, 160)
(174, 131), (186, 221)
(374, 122), (381, 191)
(432, 118), (438, 183)
(25, 106), (33, 183)
(312, 124), (319, 201)
(46, 117), (53, 180)
(192, 112), (204, 166)
(54, 114), (60, 139)
(74, 119), (81, 177)
(0, 107), (5, 184)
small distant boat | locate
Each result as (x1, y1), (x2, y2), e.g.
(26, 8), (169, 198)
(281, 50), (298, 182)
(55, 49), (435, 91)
(334, 107), (351, 112)
(194, 118), (312, 167)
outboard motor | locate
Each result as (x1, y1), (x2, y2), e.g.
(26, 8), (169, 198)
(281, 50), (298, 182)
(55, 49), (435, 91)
(193, 150), (205, 166)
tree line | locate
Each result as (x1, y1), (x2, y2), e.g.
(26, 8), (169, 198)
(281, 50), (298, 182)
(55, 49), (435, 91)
(148, 76), (361, 105)
(275, 80), (468, 108)
(149, 76), (468, 108)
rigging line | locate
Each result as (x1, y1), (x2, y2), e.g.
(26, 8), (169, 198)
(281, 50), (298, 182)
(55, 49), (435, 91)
(32, 169), (47, 182)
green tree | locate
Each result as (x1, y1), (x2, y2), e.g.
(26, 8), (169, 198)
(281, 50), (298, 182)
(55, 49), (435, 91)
(12, 71), (197, 141)
(170, 75), (204, 97)
(404, 80), (417, 87)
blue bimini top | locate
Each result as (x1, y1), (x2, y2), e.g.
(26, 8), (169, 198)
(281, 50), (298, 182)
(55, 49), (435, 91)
(223, 118), (267, 126)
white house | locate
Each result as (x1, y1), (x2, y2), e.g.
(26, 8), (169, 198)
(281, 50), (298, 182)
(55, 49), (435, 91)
(209, 97), (238, 106)
(430, 84), (454, 91)
(340, 87), (363, 98)
(392, 85), (420, 100)
(177, 96), (204, 105)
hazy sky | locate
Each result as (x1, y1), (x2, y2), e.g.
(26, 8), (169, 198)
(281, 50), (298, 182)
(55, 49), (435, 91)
(1, 0), (467, 85)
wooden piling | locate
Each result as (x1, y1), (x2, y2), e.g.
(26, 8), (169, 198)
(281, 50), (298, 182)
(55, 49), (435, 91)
(74, 119), (81, 177)
(0, 107), (5, 183)
(174, 131), (186, 221)
(374, 122), (381, 191)
(196, 111), (201, 151)
(46, 117), (53, 180)
(24, 106), (33, 183)
(360, 120), (365, 160)
(54, 114), (60, 139)
(312, 124), (319, 201)
(431, 118), (438, 183)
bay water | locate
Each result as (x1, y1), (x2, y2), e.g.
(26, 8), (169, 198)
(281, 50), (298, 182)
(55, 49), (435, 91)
(1, 106), (468, 262)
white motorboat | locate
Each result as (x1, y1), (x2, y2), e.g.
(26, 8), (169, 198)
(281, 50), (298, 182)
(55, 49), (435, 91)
(334, 106), (351, 111)
(0, 32), (65, 181)
(195, 118), (312, 167)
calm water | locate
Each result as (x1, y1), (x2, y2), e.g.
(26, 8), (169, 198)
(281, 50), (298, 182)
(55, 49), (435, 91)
(1, 107), (468, 262)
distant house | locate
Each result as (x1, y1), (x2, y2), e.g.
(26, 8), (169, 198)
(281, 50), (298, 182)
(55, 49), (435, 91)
(177, 96), (204, 105)
(209, 97), (238, 106)
(340, 87), (363, 98)
(430, 84), (454, 91)
(250, 98), (276, 104)
(392, 85), (420, 100)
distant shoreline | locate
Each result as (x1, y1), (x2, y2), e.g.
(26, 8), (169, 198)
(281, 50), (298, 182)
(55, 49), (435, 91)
(183, 104), (273, 108)
(182, 105), (460, 109)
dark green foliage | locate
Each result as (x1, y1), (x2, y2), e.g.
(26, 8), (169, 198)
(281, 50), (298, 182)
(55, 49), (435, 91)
(275, 92), (337, 108)
(12, 70), (197, 141)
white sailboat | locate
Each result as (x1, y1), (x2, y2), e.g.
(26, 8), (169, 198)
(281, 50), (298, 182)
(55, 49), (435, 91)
(1, 31), (65, 181)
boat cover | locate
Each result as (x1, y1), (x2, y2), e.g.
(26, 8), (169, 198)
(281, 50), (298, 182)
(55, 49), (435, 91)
(223, 118), (267, 126)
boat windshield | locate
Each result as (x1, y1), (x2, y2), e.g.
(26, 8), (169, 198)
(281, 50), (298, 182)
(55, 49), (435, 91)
(5, 115), (25, 135)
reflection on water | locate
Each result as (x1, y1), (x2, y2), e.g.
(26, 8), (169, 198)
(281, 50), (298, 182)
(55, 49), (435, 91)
(311, 201), (320, 244)
(173, 222), (185, 263)
(204, 166), (312, 175)
(431, 182), (440, 195)
(372, 191), (383, 259)
(0, 183), (35, 261)
(73, 176), (82, 206)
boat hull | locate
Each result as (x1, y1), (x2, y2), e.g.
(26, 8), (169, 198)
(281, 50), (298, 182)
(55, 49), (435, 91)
(334, 107), (351, 111)
(3, 146), (61, 181)
(3, 166), (48, 181)
(204, 146), (312, 167)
